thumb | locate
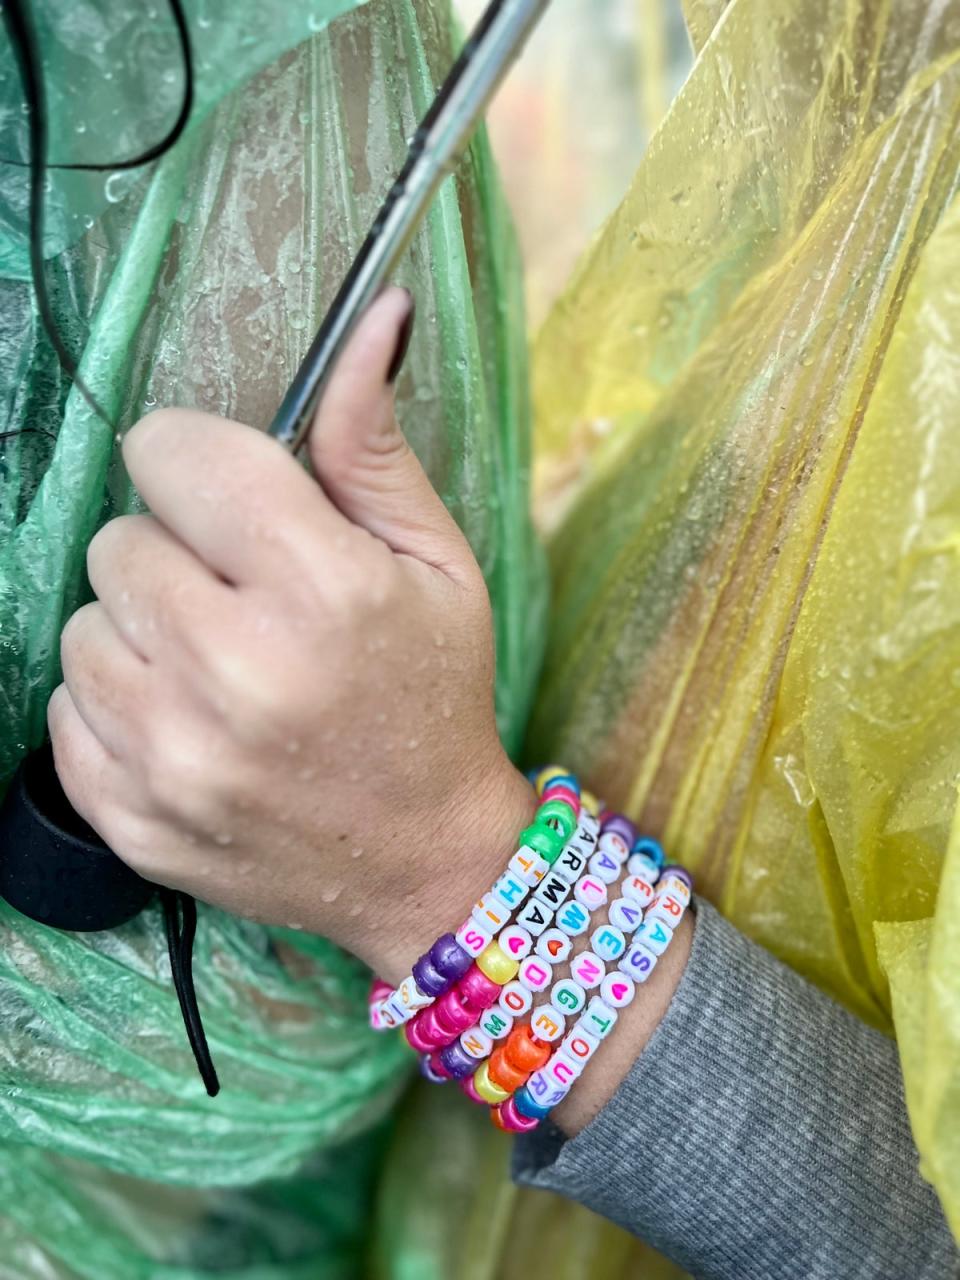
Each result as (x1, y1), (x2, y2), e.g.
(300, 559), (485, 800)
(308, 287), (472, 580)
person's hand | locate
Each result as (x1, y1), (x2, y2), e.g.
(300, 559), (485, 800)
(50, 288), (535, 979)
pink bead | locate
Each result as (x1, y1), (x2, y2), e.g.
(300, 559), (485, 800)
(460, 1075), (487, 1106)
(497, 1097), (541, 1132)
(459, 964), (502, 1012)
(428, 1053), (454, 1081)
(419, 1005), (456, 1047)
(435, 987), (476, 1036)
(405, 1014), (441, 1054)
(542, 784), (581, 815)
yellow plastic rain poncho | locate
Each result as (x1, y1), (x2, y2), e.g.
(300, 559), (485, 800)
(375, 0), (960, 1273)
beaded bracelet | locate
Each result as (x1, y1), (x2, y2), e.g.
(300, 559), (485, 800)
(368, 769), (590, 1032)
(495, 864), (692, 1131)
(463, 843), (686, 1113)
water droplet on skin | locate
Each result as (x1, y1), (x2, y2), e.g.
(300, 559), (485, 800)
(351, 846), (364, 859)
(434, 632), (446, 647)
(143, 393), (157, 409)
(442, 703), (453, 719)
(322, 885), (341, 904)
(287, 921), (303, 931)
(349, 904), (363, 917)
(285, 739), (301, 754)
(214, 832), (233, 847)
(407, 738), (419, 750)
(297, 766), (316, 782)
(348, 769), (361, 782)
(82, 214), (95, 230)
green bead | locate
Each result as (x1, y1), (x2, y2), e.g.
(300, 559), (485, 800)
(537, 799), (578, 841)
(519, 822), (565, 864)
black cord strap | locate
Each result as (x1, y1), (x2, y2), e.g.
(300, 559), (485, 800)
(160, 889), (220, 1097)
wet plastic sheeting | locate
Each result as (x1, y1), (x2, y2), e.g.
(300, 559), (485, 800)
(0, 1), (544, 1275)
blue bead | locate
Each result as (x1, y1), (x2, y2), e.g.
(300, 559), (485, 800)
(514, 1085), (552, 1120)
(632, 836), (665, 868)
(543, 773), (580, 796)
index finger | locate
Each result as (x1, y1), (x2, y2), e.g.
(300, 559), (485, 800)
(122, 409), (353, 586)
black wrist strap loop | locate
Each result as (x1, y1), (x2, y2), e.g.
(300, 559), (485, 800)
(160, 889), (220, 1097)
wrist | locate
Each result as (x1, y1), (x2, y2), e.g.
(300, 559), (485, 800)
(361, 757), (537, 985)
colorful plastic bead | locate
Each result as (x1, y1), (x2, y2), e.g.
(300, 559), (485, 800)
(460, 1026), (495, 1059)
(499, 924), (534, 961)
(609, 896), (644, 933)
(661, 865), (693, 894)
(533, 873), (572, 911)
(622, 874), (656, 908)
(516, 897), (553, 936)
(477, 940), (520, 987)
(474, 1059), (510, 1104)
(555, 899), (591, 937)
(659, 869), (693, 902)
(439, 1041), (479, 1079)
(535, 927), (573, 965)
(420, 1054), (449, 1084)
(598, 830), (631, 863)
(412, 952), (448, 999)
(554, 845), (588, 883)
(541, 772), (580, 797)
(561, 1025), (600, 1068)
(632, 836), (665, 869)
(627, 852), (661, 881)
(570, 950), (605, 990)
(602, 814), (638, 847)
(588, 848), (622, 884)
(551, 977), (588, 1017)
(492, 871), (528, 912)
(509, 848), (550, 887)
(518, 822), (566, 864)
(435, 988), (477, 1036)
(479, 1007), (514, 1040)
(472, 893), (509, 933)
(580, 789), (600, 816)
(499, 980), (534, 1018)
(534, 765), (570, 794)
(573, 875), (608, 911)
(415, 1006), (449, 1048)
(514, 1084), (552, 1121)
(406, 1014), (441, 1053)
(496, 1097), (541, 1132)
(618, 941), (657, 983)
(456, 918), (493, 958)
(591, 925), (627, 962)
(541, 783), (581, 814)
(530, 1004), (566, 1043)
(538, 799), (579, 840)
(504, 1024), (551, 1073)
(546, 1050), (581, 1088)
(518, 956), (553, 994)
(600, 972), (636, 1008)
(579, 996), (619, 1041)
(460, 1074), (486, 1105)
(488, 1045), (529, 1092)
(635, 917), (673, 955)
(430, 933), (473, 983)
(646, 891), (686, 929)
(397, 976), (433, 1012)
(459, 964), (502, 1012)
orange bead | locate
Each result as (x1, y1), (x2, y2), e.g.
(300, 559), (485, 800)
(487, 1045), (529, 1093)
(490, 1104), (510, 1131)
(504, 1025), (551, 1073)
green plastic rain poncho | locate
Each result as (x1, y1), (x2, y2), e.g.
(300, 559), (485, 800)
(0, 1), (544, 1275)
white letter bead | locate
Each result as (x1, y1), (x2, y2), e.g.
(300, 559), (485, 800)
(479, 1007), (513, 1040)
(636, 918), (673, 955)
(515, 897), (553, 936)
(526, 1068), (553, 1103)
(518, 956), (553, 993)
(561, 1026), (600, 1066)
(628, 852), (661, 881)
(492, 872), (528, 911)
(574, 876), (608, 911)
(570, 950), (606, 990)
(646, 893), (687, 929)
(579, 997), (619, 1041)
(600, 972), (636, 1008)
(609, 897), (644, 933)
(548, 1049), (583, 1086)
(397, 976), (432, 1011)
(598, 831), (631, 863)
(533, 873), (572, 912)
(473, 894), (509, 932)
(580, 811), (601, 838)
(554, 899), (591, 937)
(618, 941), (658, 982)
(590, 925), (627, 962)
(588, 849), (622, 884)
(554, 845), (588, 883)
(460, 1026), (494, 1059)
(535, 927), (573, 965)
(509, 849), (550, 887)
(622, 875), (657, 908)
(498, 980), (533, 1017)
(456, 918), (492, 957)
(498, 924), (534, 961)
(551, 977), (588, 1016)
(369, 1001), (384, 1030)
(530, 1004), (566, 1042)
(658, 873), (692, 905)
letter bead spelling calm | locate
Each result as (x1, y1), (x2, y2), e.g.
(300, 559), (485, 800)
(574, 876), (608, 911)
(598, 830), (631, 863)
(535, 927), (573, 965)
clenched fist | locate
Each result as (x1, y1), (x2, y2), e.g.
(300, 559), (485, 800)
(51, 288), (534, 981)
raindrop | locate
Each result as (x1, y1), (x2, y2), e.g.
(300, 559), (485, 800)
(321, 885), (341, 904)
(285, 739), (301, 754)
(350, 846), (364, 859)
(82, 214), (95, 230)
(214, 832), (233, 846)
(143, 393), (157, 408)
(287, 920), (304, 931)
(104, 172), (130, 203)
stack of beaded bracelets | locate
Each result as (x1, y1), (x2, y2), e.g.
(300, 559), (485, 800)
(368, 767), (692, 1133)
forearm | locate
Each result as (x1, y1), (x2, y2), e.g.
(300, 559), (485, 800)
(513, 901), (958, 1280)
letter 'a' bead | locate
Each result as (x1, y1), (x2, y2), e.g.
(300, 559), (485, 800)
(600, 972), (636, 1008)
(635, 918), (672, 955)
(588, 848), (622, 884)
(516, 897), (552, 936)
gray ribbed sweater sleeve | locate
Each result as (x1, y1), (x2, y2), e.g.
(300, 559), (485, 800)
(512, 901), (958, 1280)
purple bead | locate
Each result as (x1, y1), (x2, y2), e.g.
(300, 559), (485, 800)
(430, 933), (473, 982)
(419, 1054), (449, 1084)
(662, 864), (694, 891)
(602, 814), (638, 846)
(438, 1041), (477, 1079)
(412, 952), (449, 999)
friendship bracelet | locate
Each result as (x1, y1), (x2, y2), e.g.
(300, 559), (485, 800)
(369, 769), (589, 1032)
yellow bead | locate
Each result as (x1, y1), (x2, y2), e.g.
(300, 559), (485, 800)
(580, 789), (600, 817)
(535, 765), (569, 796)
(474, 1059), (510, 1104)
(477, 941), (520, 986)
